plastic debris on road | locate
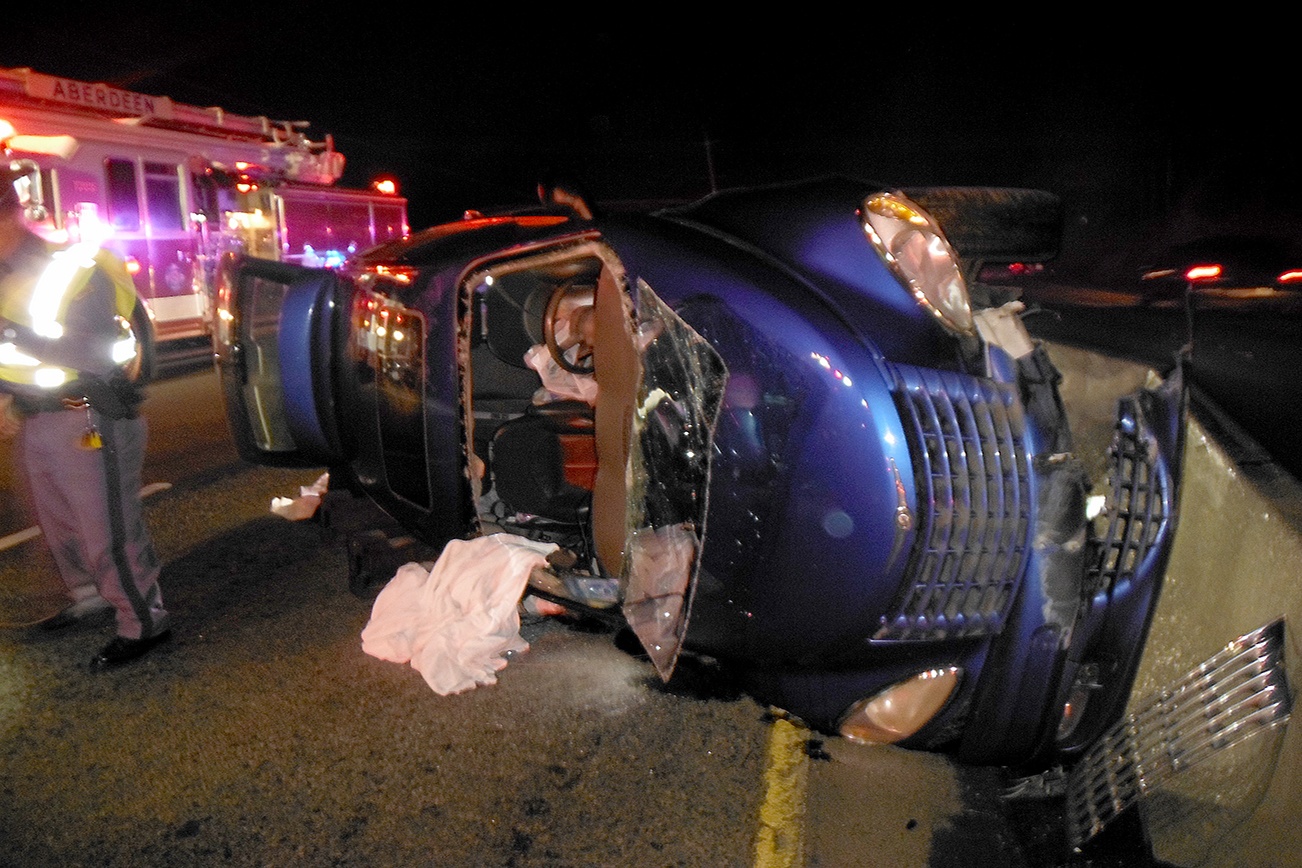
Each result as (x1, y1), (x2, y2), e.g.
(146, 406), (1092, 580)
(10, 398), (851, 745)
(270, 472), (330, 520)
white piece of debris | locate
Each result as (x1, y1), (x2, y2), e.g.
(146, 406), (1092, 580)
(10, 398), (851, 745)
(360, 534), (559, 695)
(270, 472), (330, 520)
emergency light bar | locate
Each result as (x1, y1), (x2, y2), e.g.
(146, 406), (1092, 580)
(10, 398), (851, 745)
(1, 117), (79, 158)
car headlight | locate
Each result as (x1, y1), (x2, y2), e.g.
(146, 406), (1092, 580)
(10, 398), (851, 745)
(861, 192), (974, 335)
(838, 666), (962, 745)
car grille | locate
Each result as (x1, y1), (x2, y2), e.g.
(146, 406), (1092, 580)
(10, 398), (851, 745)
(1089, 393), (1170, 593)
(878, 365), (1032, 640)
(1065, 618), (1292, 848)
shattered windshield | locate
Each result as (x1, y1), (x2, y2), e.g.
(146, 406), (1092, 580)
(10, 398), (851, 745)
(621, 279), (728, 679)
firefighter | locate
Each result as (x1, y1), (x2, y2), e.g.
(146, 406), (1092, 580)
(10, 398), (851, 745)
(0, 161), (171, 671)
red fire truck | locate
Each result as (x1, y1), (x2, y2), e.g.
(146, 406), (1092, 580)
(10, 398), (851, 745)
(0, 65), (408, 344)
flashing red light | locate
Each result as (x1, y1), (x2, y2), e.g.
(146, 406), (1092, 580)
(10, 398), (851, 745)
(124, 256), (141, 275)
(1278, 269), (1302, 284)
(373, 178), (398, 196)
(236, 182), (257, 194)
(1184, 263), (1223, 282)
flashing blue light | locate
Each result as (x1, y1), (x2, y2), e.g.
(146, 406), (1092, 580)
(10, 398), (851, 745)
(300, 244), (348, 269)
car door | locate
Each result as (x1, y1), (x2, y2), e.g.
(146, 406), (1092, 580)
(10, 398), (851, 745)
(213, 253), (346, 469)
(215, 251), (473, 548)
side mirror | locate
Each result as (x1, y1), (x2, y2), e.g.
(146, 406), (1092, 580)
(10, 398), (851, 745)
(5, 158), (49, 223)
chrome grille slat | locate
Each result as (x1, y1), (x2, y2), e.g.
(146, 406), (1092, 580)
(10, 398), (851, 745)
(879, 365), (1031, 640)
(966, 396), (1001, 603)
(952, 381), (989, 625)
(981, 393), (1023, 604)
(1092, 397), (1169, 591)
(1066, 619), (1292, 847)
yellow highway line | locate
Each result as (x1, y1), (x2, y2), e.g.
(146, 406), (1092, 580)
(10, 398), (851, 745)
(754, 712), (810, 868)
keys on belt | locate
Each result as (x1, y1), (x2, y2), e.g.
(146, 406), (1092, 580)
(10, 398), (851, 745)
(63, 396), (103, 450)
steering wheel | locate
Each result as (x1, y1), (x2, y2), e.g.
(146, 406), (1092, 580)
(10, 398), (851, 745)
(543, 283), (595, 374)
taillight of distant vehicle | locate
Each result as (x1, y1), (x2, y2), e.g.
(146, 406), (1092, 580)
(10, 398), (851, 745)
(976, 261), (1046, 283)
(1184, 263), (1223, 282)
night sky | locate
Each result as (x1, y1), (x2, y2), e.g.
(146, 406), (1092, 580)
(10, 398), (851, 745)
(3, 10), (1295, 276)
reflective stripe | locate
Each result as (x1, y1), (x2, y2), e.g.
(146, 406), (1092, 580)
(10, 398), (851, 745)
(29, 241), (98, 338)
(0, 341), (39, 366)
(0, 341), (67, 388)
(0, 241), (141, 389)
(112, 333), (137, 365)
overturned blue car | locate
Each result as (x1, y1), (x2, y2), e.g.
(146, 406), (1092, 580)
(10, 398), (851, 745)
(213, 176), (1187, 771)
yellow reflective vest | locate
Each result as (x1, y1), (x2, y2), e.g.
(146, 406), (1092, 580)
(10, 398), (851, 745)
(0, 236), (141, 391)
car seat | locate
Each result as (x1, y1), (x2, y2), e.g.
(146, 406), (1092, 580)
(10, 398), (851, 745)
(489, 399), (596, 524)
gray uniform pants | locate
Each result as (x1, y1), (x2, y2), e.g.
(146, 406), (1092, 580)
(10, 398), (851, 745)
(18, 407), (167, 640)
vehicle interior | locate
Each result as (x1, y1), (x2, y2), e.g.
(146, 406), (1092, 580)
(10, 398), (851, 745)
(460, 241), (719, 676)
(462, 246), (636, 608)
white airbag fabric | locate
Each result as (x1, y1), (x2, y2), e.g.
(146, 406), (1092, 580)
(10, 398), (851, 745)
(524, 343), (599, 404)
(360, 534), (559, 694)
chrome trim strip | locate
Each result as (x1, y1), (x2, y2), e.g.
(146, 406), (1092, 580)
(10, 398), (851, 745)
(1065, 618), (1292, 848)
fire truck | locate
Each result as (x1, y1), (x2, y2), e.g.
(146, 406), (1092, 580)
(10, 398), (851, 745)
(0, 65), (408, 345)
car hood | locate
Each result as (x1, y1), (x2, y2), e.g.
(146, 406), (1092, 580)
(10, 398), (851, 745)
(660, 176), (963, 368)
